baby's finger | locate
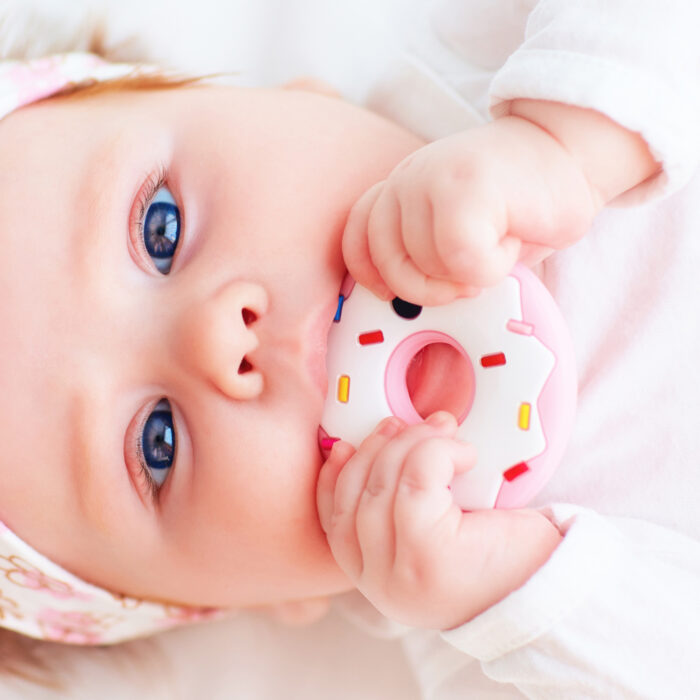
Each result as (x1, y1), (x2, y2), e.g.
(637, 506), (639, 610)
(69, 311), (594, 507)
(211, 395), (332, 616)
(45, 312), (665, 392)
(350, 184), (467, 306)
(366, 187), (460, 305)
(384, 258), (466, 307)
(393, 435), (477, 546)
(316, 441), (355, 535)
(342, 182), (393, 300)
(435, 210), (521, 287)
(396, 186), (448, 281)
(367, 234), (465, 309)
(354, 413), (459, 576)
(518, 242), (554, 267)
(326, 418), (404, 579)
(363, 184), (404, 289)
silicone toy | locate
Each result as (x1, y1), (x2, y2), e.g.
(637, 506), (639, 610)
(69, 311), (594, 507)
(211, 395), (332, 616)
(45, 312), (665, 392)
(318, 264), (577, 511)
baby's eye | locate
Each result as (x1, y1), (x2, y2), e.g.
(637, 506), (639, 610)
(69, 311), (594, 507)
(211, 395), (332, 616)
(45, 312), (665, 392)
(142, 186), (181, 274)
(140, 398), (176, 488)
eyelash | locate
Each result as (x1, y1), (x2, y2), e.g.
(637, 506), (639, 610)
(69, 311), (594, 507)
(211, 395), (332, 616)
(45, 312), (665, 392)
(125, 399), (174, 504)
(130, 164), (169, 272)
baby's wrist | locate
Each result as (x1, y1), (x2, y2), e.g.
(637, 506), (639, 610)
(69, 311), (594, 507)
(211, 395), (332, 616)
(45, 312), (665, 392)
(495, 511), (562, 602)
(504, 98), (660, 207)
(469, 511), (562, 629)
(441, 511), (563, 632)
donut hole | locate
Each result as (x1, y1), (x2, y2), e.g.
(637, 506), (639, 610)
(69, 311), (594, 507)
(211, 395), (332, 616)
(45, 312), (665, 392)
(405, 342), (473, 422)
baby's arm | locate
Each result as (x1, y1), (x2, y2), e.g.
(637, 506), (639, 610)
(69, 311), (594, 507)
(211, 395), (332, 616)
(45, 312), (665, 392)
(343, 99), (659, 305)
(317, 419), (700, 697)
(436, 506), (700, 698)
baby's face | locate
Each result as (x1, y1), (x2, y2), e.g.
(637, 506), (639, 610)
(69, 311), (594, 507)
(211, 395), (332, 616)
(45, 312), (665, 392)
(0, 85), (421, 607)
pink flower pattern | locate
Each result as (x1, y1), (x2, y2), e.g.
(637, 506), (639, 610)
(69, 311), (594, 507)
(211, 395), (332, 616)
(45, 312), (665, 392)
(0, 587), (22, 621)
(0, 554), (91, 600)
(37, 608), (119, 645)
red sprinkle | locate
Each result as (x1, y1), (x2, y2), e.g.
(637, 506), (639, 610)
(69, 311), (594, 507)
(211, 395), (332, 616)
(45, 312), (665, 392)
(321, 437), (340, 450)
(503, 462), (530, 482)
(481, 352), (506, 368)
(359, 330), (384, 346)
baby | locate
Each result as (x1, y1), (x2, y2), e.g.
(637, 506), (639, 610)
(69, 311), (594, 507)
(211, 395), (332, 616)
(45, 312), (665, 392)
(0, 61), (648, 619)
(0, 0), (699, 695)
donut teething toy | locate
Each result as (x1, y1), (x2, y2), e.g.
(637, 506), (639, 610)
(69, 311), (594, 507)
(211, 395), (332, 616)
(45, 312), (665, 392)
(318, 264), (577, 510)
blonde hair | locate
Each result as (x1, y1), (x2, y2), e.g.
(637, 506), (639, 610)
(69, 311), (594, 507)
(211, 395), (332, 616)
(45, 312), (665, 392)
(54, 69), (209, 102)
(0, 67), (205, 687)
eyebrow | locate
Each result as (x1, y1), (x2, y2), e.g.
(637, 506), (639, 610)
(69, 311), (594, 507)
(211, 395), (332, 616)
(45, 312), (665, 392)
(71, 130), (127, 286)
(67, 131), (132, 535)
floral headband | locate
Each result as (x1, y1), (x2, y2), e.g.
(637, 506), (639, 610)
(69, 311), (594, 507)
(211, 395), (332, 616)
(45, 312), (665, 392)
(0, 53), (226, 645)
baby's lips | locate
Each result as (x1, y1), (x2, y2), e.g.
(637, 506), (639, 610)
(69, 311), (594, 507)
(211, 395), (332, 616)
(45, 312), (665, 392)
(317, 425), (340, 460)
(339, 273), (356, 300)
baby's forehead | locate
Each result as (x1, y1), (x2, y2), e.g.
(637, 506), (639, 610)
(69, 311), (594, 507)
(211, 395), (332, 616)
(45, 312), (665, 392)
(0, 92), (128, 417)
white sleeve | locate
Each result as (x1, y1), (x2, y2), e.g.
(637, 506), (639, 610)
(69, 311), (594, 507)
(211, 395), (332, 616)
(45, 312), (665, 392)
(438, 504), (700, 698)
(488, 0), (700, 204)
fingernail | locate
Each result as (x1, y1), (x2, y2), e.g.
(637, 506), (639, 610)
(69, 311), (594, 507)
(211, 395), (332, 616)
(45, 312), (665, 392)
(328, 440), (351, 461)
(458, 285), (480, 297)
(378, 417), (402, 436)
(426, 411), (455, 428)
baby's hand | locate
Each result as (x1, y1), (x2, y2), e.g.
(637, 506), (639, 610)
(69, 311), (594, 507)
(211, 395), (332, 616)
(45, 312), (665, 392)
(342, 117), (596, 306)
(316, 413), (562, 630)
(343, 100), (660, 306)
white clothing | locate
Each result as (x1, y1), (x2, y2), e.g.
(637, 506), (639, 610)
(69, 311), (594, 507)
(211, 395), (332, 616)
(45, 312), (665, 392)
(334, 1), (700, 697)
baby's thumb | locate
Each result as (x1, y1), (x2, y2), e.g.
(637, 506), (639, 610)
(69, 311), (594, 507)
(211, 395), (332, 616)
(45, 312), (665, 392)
(451, 440), (478, 476)
(316, 441), (355, 534)
(342, 182), (393, 300)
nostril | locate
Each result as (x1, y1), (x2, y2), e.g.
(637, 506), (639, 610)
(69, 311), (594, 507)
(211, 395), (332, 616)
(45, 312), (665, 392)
(238, 357), (253, 374)
(242, 308), (257, 326)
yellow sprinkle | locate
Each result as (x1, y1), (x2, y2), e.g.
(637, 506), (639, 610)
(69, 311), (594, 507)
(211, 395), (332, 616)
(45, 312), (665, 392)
(338, 375), (350, 403)
(518, 403), (531, 430)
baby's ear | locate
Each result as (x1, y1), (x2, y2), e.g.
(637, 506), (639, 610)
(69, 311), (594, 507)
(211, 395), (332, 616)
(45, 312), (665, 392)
(265, 595), (331, 626)
(281, 77), (342, 99)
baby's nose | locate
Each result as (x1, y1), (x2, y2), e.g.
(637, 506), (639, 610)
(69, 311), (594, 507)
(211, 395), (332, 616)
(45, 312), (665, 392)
(175, 280), (269, 399)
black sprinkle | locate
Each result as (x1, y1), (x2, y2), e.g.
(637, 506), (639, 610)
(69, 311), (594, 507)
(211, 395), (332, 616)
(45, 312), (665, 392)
(391, 297), (422, 320)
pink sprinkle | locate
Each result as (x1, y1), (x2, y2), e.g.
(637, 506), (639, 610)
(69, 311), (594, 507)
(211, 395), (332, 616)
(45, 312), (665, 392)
(507, 319), (534, 335)
(321, 437), (340, 449)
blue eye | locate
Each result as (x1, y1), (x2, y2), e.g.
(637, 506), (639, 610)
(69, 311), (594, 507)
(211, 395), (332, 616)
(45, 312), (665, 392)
(142, 186), (180, 274)
(140, 398), (175, 487)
